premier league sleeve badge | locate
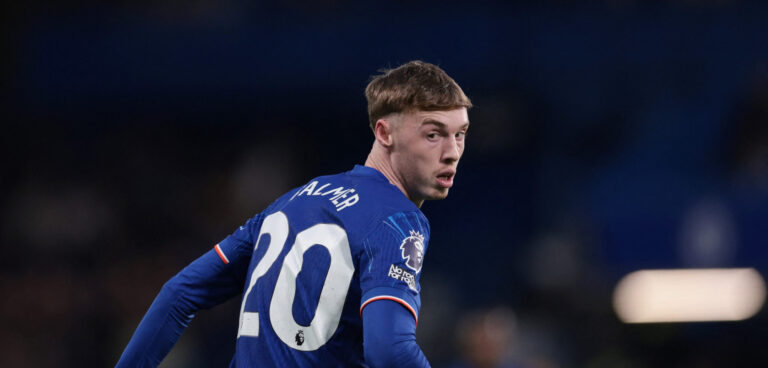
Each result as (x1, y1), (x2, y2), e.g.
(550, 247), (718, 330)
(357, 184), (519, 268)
(399, 230), (425, 273)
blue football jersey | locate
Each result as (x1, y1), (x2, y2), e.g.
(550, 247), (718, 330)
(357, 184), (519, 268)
(215, 165), (431, 367)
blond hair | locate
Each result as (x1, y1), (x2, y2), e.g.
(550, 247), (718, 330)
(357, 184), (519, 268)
(365, 61), (472, 131)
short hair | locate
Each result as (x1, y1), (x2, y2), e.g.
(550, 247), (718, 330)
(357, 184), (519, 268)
(365, 60), (472, 131)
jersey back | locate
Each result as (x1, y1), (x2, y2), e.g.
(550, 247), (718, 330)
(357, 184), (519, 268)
(217, 165), (431, 367)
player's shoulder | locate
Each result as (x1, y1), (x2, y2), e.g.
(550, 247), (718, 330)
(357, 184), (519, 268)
(263, 165), (428, 241)
(288, 165), (417, 212)
(369, 209), (431, 246)
(345, 166), (431, 245)
(336, 165), (428, 229)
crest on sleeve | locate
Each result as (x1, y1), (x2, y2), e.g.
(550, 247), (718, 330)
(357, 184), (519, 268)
(399, 230), (425, 273)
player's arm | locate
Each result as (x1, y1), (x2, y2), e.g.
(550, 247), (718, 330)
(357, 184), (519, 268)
(358, 212), (432, 367)
(362, 299), (431, 367)
(116, 215), (262, 367)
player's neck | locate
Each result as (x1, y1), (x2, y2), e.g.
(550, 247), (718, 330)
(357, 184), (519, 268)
(364, 146), (424, 208)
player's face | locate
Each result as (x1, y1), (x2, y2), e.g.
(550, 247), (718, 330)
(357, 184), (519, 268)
(390, 108), (469, 205)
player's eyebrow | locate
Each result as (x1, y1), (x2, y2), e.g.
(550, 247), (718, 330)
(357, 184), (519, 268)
(421, 119), (470, 130)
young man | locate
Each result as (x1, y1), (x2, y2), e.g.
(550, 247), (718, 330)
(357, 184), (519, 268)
(117, 60), (472, 367)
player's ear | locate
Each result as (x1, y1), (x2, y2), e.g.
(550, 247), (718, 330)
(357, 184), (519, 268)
(374, 118), (394, 148)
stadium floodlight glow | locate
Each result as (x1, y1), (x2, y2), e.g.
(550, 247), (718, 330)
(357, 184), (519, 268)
(613, 268), (766, 323)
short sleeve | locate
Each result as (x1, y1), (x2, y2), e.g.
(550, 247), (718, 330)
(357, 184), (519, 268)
(359, 211), (430, 323)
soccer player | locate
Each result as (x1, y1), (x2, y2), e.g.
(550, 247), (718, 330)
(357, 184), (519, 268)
(117, 60), (472, 367)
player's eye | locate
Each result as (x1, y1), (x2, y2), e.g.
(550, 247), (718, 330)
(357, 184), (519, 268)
(426, 132), (439, 140)
(455, 131), (467, 140)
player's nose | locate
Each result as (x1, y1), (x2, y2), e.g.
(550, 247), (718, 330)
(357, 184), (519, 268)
(441, 136), (461, 162)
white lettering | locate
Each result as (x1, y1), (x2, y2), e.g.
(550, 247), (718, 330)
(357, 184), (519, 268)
(289, 181), (360, 211)
(293, 181), (318, 199)
(312, 183), (331, 195)
(322, 187), (347, 197)
(335, 194), (359, 211)
(330, 189), (354, 204)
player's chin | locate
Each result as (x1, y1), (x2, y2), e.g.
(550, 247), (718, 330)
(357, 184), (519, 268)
(426, 187), (450, 200)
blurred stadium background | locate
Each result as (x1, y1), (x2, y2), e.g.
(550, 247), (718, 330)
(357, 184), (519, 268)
(3, 0), (768, 367)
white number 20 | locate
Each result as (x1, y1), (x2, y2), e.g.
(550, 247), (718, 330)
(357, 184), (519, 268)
(237, 211), (354, 351)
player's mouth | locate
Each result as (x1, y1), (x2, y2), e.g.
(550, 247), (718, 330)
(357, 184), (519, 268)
(436, 170), (455, 188)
